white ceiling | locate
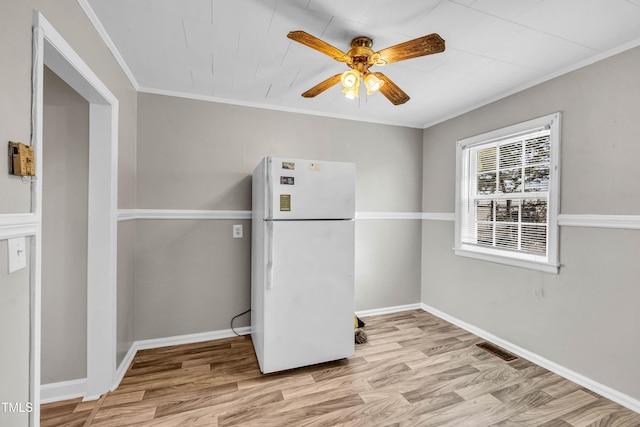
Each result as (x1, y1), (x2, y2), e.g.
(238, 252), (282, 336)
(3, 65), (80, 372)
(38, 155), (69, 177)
(85, 0), (640, 128)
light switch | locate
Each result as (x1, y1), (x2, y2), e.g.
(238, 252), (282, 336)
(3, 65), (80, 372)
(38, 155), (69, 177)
(8, 237), (26, 273)
(233, 224), (243, 239)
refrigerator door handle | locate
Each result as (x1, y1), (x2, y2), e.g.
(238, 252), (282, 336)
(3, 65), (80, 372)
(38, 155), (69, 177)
(266, 221), (274, 289)
(266, 158), (273, 219)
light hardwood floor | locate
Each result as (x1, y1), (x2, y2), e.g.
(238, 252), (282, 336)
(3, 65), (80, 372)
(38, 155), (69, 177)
(41, 310), (640, 426)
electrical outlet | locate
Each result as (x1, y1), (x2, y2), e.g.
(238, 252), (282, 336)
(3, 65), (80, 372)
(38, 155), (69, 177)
(233, 224), (243, 239)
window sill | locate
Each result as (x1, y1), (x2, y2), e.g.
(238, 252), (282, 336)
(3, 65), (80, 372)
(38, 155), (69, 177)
(454, 247), (559, 274)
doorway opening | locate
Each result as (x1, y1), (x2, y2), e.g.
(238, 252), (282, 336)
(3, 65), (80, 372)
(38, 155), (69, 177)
(31, 11), (118, 425)
(40, 65), (90, 399)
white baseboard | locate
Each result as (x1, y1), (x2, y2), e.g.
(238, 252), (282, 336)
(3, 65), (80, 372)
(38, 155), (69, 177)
(133, 326), (251, 352)
(420, 303), (640, 414)
(40, 378), (87, 404)
(356, 303), (422, 318)
(112, 343), (139, 392)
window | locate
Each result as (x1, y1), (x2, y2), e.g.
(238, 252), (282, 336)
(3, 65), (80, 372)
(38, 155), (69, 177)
(455, 113), (561, 273)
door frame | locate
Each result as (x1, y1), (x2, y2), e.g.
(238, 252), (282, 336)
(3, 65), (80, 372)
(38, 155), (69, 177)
(31, 11), (118, 424)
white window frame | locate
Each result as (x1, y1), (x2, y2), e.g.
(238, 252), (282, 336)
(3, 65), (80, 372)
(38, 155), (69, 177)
(454, 113), (561, 274)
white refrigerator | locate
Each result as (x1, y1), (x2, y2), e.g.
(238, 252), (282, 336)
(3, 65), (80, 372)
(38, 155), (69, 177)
(251, 156), (355, 374)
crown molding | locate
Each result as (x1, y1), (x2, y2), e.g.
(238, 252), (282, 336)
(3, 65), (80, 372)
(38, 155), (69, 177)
(77, 0), (140, 90)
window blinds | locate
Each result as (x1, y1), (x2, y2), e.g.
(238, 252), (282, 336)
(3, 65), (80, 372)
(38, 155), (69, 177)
(461, 128), (551, 256)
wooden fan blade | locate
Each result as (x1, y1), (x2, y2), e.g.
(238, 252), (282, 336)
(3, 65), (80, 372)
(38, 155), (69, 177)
(374, 73), (410, 105)
(288, 31), (348, 62)
(301, 74), (342, 98)
(376, 33), (445, 64)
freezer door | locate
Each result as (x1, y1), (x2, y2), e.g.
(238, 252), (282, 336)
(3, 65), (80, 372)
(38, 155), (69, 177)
(261, 219), (355, 373)
(266, 157), (355, 220)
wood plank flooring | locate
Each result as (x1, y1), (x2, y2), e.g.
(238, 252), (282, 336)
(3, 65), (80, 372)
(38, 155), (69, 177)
(41, 310), (640, 426)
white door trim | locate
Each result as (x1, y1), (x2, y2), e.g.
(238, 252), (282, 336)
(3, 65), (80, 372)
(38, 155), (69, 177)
(32, 11), (118, 424)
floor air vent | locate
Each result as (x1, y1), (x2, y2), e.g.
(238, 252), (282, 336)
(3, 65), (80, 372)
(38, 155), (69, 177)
(476, 342), (517, 361)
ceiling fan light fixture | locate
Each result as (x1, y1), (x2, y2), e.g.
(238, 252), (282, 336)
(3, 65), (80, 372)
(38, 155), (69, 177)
(364, 72), (384, 95)
(342, 83), (360, 99)
(343, 87), (359, 100)
(340, 69), (360, 89)
(341, 69), (361, 99)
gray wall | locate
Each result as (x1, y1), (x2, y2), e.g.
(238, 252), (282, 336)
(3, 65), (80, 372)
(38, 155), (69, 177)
(135, 93), (423, 340)
(0, 1), (137, 421)
(0, 240), (31, 427)
(41, 67), (89, 384)
(421, 45), (640, 400)
(0, 2), (33, 214)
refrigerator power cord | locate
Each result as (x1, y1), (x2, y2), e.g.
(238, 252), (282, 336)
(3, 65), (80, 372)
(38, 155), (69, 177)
(230, 308), (251, 336)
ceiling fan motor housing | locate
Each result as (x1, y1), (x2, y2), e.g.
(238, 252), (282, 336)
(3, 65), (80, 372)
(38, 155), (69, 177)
(351, 36), (373, 48)
(348, 37), (376, 67)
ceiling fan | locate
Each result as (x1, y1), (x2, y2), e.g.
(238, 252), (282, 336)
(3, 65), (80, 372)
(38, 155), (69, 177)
(287, 31), (445, 105)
